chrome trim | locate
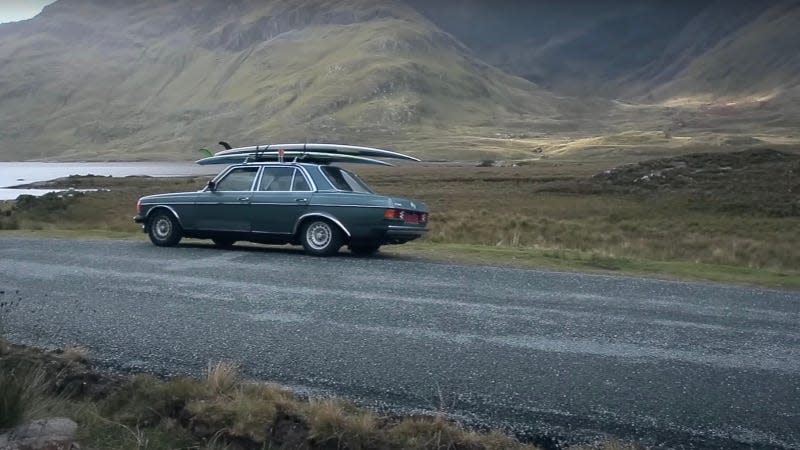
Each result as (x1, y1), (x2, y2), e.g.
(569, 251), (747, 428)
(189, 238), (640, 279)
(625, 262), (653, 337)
(387, 225), (428, 234)
(251, 231), (293, 235)
(250, 202), (301, 206)
(296, 165), (317, 192)
(253, 166), (264, 192)
(250, 164), (317, 193)
(293, 213), (351, 237)
(309, 204), (389, 208)
(213, 166), (259, 192)
(194, 201), (252, 205)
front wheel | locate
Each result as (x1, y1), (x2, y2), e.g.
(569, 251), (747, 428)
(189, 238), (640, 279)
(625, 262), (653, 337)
(300, 220), (343, 256)
(148, 211), (182, 247)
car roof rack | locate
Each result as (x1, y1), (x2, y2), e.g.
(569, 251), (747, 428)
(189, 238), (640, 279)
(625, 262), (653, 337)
(196, 142), (419, 166)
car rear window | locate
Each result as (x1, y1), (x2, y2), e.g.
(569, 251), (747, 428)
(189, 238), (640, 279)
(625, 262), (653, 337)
(321, 166), (374, 193)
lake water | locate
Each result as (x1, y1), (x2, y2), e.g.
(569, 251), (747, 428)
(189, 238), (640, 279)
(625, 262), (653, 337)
(0, 162), (218, 200)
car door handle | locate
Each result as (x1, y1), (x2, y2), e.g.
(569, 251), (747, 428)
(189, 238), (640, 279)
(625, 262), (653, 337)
(238, 197), (250, 201)
(295, 198), (308, 203)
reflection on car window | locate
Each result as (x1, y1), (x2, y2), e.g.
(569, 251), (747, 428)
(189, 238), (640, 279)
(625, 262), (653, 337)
(292, 170), (311, 191)
(259, 167), (295, 192)
(321, 166), (374, 193)
(216, 167), (258, 191)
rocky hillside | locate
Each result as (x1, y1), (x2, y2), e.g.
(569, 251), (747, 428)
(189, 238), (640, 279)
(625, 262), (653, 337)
(0, 0), (797, 160)
(411, 0), (799, 102)
(0, 0), (586, 160)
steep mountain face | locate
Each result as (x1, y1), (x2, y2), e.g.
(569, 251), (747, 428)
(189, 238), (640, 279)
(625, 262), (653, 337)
(641, 2), (800, 100)
(0, 0), (797, 161)
(408, 0), (799, 100)
(0, 0), (575, 160)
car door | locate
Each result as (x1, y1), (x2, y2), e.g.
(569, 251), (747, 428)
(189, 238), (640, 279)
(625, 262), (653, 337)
(249, 166), (312, 235)
(194, 166), (258, 232)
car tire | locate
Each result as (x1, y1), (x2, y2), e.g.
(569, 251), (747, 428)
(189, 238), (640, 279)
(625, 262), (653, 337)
(300, 219), (343, 256)
(212, 238), (236, 249)
(349, 243), (380, 256)
(148, 211), (182, 247)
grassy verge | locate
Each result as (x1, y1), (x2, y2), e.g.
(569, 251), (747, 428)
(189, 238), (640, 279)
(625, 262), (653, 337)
(385, 243), (800, 290)
(1, 152), (798, 289)
(0, 343), (547, 450)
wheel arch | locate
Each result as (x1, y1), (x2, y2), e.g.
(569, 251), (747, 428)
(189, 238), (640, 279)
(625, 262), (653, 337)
(145, 205), (183, 228)
(293, 213), (351, 238)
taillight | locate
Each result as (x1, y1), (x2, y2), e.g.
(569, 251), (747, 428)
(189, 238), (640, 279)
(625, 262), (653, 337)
(136, 199), (142, 213)
(384, 208), (404, 220)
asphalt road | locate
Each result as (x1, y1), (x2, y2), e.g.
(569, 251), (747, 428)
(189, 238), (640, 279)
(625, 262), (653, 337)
(1, 237), (798, 449)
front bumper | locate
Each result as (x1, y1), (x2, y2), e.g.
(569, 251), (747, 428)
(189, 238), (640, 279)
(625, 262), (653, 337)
(133, 214), (148, 233)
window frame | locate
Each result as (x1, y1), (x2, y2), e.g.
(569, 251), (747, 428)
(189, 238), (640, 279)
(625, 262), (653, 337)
(254, 165), (316, 193)
(214, 166), (260, 192)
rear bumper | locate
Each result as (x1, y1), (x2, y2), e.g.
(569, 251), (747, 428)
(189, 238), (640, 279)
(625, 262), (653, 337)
(383, 225), (427, 243)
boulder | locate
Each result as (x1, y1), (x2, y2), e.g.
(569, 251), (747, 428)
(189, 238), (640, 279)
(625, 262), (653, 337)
(0, 418), (78, 450)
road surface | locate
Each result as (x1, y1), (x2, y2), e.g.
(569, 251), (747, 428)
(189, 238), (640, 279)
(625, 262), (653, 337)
(1, 237), (798, 449)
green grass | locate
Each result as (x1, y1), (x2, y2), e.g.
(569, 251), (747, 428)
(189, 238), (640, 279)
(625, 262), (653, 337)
(2, 155), (798, 290)
(386, 242), (800, 290)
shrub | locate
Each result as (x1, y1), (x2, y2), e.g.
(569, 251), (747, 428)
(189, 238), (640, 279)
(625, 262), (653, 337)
(0, 368), (26, 429)
(0, 362), (50, 430)
(187, 384), (288, 443)
(100, 375), (207, 427)
(206, 361), (238, 395)
(306, 399), (379, 450)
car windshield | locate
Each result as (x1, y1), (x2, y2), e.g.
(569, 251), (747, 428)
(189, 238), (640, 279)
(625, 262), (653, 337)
(321, 166), (374, 193)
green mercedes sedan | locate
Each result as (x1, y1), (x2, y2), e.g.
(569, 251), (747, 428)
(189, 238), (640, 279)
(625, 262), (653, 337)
(134, 159), (429, 256)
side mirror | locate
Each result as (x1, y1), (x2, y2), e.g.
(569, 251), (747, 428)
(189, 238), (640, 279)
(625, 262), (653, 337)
(206, 180), (216, 191)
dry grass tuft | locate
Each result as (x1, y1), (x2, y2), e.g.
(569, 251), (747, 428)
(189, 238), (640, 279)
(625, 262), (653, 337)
(0, 362), (56, 428)
(61, 345), (89, 363)
(206, 361), (238, 395)
(187, 383), (295, 443)
(306, 399), (379, 450)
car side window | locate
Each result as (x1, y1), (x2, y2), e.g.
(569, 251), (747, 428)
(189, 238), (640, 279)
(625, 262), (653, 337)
(292, 170), (311, 192)
(259, 167), (295, 192)
(215, 167), (258, 191)
(321, 166), (351, 191)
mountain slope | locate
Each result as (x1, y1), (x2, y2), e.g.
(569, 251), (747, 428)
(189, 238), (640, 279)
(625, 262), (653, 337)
(643, 2), (800, 99)
(409, 0), (799, 101)
(1, 0), (798, 161)
(0, 0), (574, 160)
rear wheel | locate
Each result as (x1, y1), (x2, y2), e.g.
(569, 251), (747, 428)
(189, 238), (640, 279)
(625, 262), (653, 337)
(349, 243), (380, 256)
(300, 219), (343, 256)
(148, 211), (182, 247)
(212, 238), (236, 249)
